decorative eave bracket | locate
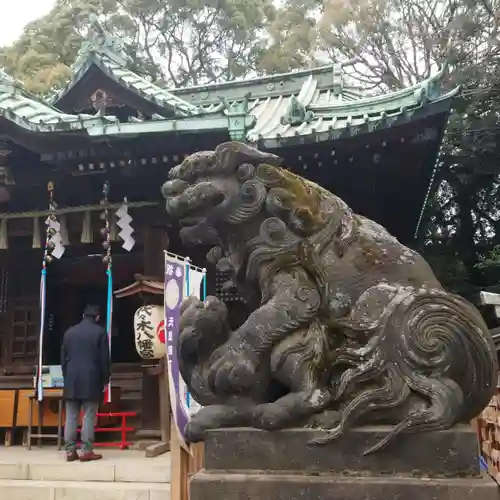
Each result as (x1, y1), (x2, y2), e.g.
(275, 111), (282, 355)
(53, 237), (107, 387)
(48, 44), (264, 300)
(220, 94), (256, 142)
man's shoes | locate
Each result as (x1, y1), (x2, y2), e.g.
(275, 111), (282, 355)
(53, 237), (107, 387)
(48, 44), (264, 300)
(79, 451), (103, 462)
(65, 450), (78, 462)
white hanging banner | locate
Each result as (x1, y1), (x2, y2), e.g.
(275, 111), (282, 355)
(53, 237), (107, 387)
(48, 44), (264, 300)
(116, 200), (135, 251)
(188, 268), (205, 299)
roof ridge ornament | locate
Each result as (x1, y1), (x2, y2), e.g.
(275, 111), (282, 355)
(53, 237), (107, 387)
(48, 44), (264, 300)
(220, 93), (251, 115)
(332, 63), (343, 98)
(412, 63), (450, 105)
(281, 95), (315, 126)
(424, 62), (450, 101)
(73, 13), (130, 70)
(0, 69), (22, 92)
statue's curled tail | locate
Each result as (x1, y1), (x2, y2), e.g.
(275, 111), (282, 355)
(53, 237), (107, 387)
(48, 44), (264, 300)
(312, 285), (497, 453)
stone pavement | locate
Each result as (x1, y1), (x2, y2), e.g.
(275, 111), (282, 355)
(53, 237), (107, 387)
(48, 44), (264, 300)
(0, 446), (171, 500)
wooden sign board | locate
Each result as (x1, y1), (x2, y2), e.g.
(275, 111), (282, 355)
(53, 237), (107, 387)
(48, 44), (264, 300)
(480, 291), (500, 319)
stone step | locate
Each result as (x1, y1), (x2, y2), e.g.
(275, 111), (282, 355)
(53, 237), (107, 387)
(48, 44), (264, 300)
(0, 478), (170, 500)
(0, 449), (171, 483)
(190, 471), (499, 500)
(0, 459), (170, 483)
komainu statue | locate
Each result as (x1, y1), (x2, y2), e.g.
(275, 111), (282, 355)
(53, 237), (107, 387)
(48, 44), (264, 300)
(162, 141), (498, 453)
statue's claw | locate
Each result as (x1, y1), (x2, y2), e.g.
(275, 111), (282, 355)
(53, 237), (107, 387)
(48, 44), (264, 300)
(207, 350), (257, 394)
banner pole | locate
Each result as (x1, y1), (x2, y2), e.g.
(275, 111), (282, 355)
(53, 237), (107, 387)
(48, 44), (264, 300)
(105, 267), (113, 403)
(37, 181), (57, 402)
(185, 257), (191, 410)
(37, 266), (47, 402)
(101, 181), (113, 403)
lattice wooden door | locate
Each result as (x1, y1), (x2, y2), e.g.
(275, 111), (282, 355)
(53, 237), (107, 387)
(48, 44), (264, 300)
(9, 297), (39, 369)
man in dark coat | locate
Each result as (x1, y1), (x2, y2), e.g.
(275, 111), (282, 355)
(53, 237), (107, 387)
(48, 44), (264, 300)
(61, 304), (110, 462)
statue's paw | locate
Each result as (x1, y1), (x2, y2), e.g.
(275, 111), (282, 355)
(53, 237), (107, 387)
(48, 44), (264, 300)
(178, 296), (230, 358)
(208, 351), (257, 394)
(180, 295), (203, 317)
(252, 403), (287, 431)
(184, 416), (206, 443)
(178, 326), (201, 358)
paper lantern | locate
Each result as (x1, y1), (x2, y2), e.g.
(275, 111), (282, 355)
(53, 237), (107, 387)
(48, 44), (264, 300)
(134, 305), (165, 359)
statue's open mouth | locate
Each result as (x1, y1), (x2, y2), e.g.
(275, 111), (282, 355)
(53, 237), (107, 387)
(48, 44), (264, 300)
(164, 182), (226, 223)
(178, 215), (206, 228)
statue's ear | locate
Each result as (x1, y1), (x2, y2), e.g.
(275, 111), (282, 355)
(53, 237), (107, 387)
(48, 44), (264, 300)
(215, 141), (282, 172)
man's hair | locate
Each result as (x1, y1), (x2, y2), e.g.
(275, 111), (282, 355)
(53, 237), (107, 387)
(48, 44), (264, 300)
(83, 304), (101, 319)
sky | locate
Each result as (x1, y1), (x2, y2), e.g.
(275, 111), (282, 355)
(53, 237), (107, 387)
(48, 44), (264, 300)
(0, 0), (56, 46)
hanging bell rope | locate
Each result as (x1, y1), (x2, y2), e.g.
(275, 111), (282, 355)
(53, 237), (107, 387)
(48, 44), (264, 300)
(44, 186), (65, 261)
(43, 182), (57, 266)
(101, 181), (112, 268)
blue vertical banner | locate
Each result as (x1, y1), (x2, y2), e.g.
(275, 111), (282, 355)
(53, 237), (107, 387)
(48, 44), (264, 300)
(105, 268), (113, 403)
(37, 267), (47, 401)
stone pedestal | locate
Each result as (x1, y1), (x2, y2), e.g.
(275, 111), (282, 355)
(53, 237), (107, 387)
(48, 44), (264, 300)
(190, 426), (499, 500)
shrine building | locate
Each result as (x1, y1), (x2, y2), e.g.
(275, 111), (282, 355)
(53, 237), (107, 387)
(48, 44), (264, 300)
(0, 18), (457, 438)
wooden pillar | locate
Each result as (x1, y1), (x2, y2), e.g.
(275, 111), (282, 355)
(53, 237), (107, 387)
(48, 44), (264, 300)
(158, 358), (171, 443)
(170, 422), (205, 500)
(143, 226), (168, 278)
(141, 226), (170, 443)
(144, 359), (171, 456)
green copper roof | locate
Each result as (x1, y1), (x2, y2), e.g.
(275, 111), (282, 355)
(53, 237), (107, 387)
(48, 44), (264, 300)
(44, 17), (458, 147)
(1, 12), (458, 148)
(174, 65), (458, 147)
(169, 63), (363, 106)
(50, 15), (199, 117)
(245, 67), (460, 147)
(0, 70), (116, 133)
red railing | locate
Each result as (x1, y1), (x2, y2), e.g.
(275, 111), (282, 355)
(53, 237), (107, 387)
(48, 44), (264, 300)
(77, 411), (136, 450)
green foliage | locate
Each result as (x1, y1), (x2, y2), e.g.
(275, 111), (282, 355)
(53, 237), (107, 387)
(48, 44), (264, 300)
(255, 1), (319, 74)
(0, 0), (276, 93)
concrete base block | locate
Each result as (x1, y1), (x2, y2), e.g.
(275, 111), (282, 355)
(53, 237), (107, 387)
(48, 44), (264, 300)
(205, 426), (481, 476)
(191, 472), (498, 500)
(191, 427), (499, 500)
